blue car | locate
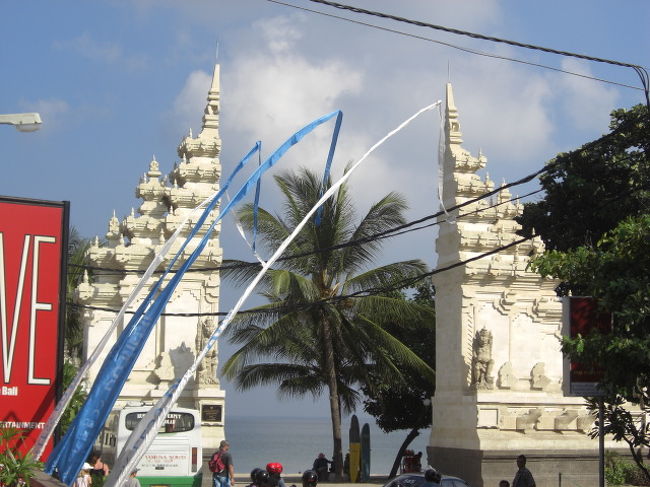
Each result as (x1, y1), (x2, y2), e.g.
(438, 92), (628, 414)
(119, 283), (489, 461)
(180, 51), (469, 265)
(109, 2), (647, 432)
(384, 472), (472, 487)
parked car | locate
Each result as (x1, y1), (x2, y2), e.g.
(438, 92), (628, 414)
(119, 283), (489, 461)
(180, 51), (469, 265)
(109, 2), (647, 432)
(383, 471), (472, 487)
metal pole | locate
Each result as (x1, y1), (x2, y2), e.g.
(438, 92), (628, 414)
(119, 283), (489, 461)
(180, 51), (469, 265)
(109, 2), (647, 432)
(599, 399), (605, 487)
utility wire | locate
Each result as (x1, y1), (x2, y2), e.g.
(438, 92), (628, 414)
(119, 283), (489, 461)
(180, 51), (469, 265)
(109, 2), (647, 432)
(70, 130), (640, 278)
(294, 0), (650, 105)
(70, 179), (638, 318)
(68, 234), (534, 317)
(303, 0), (645, 69)
(264, 0), (643, 92)
(71, 171), (542, 277)
(71, 159), (642, 318)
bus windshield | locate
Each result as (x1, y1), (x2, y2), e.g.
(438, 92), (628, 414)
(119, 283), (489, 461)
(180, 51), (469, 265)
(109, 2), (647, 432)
(124, 412), (195, 434)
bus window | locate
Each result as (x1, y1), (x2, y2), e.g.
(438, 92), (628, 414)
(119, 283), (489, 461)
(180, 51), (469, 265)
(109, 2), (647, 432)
(125, 412), (195, 433)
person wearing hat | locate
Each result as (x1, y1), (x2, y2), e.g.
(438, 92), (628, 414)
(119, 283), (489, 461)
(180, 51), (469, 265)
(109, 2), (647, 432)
(73, 463), (92, 487)
(266, 462), (286, 487)
(125, 469), (141, 487)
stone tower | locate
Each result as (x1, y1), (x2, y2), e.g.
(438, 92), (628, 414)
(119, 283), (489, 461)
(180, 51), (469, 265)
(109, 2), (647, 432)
(428, 84), (598, 487)
(77, 64), (226, 453)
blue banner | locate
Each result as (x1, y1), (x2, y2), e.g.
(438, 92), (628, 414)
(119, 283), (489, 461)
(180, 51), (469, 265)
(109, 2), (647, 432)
(315, 110), (342, 225)
(50, 109), (343, 485)
(45, 142), (260, 484)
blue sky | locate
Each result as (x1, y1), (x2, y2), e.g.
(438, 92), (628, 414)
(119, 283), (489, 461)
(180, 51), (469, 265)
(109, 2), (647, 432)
(1, 0), (648, 418)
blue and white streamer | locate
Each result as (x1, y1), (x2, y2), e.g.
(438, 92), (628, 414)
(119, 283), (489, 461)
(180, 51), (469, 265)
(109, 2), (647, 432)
(437, 103), (449, 218)
(315, 110), (342, 226)
(105, 101), (440, 487)
(32, 183), (212, 461)
(44, 142), (261, 484)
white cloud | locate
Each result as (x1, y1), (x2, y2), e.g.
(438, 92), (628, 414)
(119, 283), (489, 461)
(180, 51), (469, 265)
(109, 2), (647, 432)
(454, 59), (555, 163)
(172, 70), (213, 135)
(254, 15), (304, 55)
(19, 98), (70, 130)
(557, 58), (619, 132)
(221, 14), (365, 181)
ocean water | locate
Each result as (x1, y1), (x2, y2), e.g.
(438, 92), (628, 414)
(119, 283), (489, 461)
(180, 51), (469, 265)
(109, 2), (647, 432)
(224, 416), (430, 476)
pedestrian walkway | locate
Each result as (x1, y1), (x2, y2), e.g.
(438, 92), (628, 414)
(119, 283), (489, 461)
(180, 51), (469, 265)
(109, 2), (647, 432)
(202, 464), (389, 487)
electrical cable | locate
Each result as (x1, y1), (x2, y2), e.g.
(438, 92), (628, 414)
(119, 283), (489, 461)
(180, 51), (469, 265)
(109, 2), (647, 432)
(68, 234), (533, 317)
(69, 179), (641, 318)
(68, 103), (644, 315)
(69, 134), (640, 278)
(69, 174), (643, 318)
(264, 0), (644, 93)
(71, 162), (548, 277)
(70, 186), (536, 277)
(302, 0), (649, 90)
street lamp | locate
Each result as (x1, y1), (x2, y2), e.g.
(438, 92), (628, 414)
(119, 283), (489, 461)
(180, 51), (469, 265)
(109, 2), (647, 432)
(0, 112), (42, 132)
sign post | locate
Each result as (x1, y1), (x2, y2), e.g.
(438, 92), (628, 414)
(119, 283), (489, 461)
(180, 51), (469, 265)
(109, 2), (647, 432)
(562, 296), (612, 487)
(0, 195), (69, 458)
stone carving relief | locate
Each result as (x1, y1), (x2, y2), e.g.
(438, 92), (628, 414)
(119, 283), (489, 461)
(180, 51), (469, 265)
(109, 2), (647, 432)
(472, 327), (494, 389)
(515, 408), (543, 431)
(490, 406), (594, 433)
(151, 351), (175, 384)
(530, 362), (552, 390)
(196, 319), (218, 385)
(497, 361), (515, 389)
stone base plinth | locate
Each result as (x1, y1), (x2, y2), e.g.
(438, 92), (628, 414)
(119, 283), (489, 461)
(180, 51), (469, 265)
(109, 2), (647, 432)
(426, 447), (599, 487)
(193, 388), (226, 455)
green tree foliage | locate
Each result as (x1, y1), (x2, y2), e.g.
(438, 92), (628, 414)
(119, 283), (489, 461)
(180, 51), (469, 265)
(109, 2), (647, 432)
(531, 216), (650, 482)
(60, 228), (91, 434)
(0, 429), (43, 486)
(59, 362), (89, 435)
(520, 104), (650, 481)
(362, 280), (435, 477)
(65, 228), (91, 363)
(221, 168), (435, 478)
(531, 215), (650, 398)
(517, 104), (649, 251)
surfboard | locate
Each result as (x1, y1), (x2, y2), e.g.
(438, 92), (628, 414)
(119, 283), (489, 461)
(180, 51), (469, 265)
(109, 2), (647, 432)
(360, 423), (370, 482)
(349, 414), (361, 482)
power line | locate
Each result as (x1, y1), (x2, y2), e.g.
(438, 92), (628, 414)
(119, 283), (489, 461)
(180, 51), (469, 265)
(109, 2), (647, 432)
(71, 171), (543, 277)
(293, 0), (650, 105)
(69, 234), (534, 317)
(72, 178), (639, 319)
(71, 112), (640, 279)
(303, 0), (645, 70)
(264, 0), (644, 92)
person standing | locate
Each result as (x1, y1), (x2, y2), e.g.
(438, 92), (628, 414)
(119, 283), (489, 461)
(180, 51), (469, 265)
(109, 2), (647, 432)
(312, 453), (331, 481)
(210, 440), (236, 487)
(512, 455), (536, 487)
(125, 470), (141, 487)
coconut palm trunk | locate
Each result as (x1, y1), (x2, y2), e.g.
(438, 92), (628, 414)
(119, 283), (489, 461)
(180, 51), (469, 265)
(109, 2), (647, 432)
(322, 317), (344, 479)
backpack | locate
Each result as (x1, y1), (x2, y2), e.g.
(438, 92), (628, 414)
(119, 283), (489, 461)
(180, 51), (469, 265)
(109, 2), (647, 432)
(209, 451), (226, 473)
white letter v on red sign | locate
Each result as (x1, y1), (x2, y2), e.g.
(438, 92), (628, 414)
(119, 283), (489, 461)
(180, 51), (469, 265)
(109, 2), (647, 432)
(0, 233), (31, 383)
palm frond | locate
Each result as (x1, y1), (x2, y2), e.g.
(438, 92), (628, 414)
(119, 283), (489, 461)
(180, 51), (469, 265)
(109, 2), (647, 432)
(355, 315), (436, 384)
(343, 260), (428, 294)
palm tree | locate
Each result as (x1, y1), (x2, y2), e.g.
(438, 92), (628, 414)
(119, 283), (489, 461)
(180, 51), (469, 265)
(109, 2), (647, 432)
(65, 227), (91, 364)
(221, 168), (435, 478)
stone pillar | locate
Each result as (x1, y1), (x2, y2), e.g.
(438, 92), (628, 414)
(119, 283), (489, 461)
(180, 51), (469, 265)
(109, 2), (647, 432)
(78, 64), (226, 454)
(427, 84), (601, 487)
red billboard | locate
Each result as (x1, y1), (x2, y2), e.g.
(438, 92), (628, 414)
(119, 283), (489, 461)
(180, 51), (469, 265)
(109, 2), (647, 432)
(0, 196), (68, 457)
(562, 296), (612, 397)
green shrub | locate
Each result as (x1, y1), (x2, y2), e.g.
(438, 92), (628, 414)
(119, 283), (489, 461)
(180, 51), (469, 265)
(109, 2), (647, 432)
(623, 462), (650, 486)
(606, 458), (627, 485)
(0, 429), (43, 487)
